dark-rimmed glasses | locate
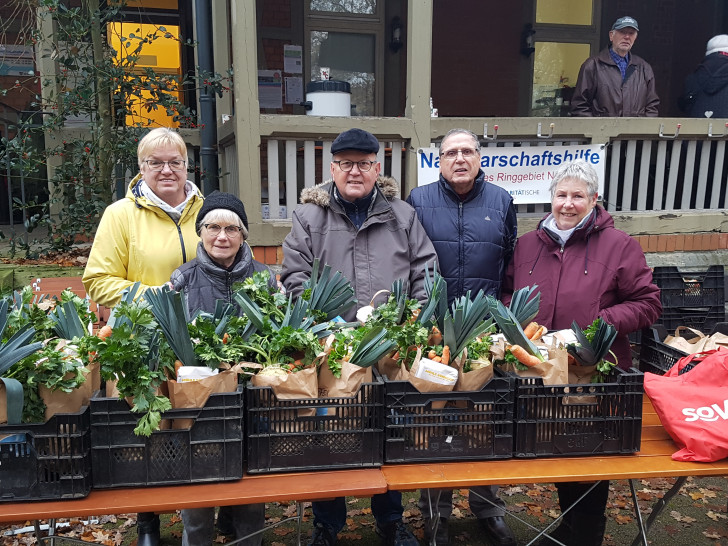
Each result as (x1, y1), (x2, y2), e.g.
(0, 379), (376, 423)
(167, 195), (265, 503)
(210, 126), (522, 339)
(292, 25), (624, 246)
(332, 160), (376, 172)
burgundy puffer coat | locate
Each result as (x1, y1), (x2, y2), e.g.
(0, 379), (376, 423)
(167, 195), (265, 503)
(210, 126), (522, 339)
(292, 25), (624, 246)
(501, 205), (661, 369)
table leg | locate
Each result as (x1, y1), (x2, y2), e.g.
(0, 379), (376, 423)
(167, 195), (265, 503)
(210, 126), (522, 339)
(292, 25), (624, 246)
(629, 476), (688, 546)
(468, 482), (601, 546)
(296, 501), (304, 546)
(423, 489), (444, 546)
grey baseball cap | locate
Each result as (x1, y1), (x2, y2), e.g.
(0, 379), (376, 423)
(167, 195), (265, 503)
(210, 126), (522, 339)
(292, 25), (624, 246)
(612, 16), (639, 31)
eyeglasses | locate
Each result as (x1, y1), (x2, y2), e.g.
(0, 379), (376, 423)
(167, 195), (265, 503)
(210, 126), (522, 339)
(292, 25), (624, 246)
(332, 160), (376, 172)
(144, 159), (187, 171)
(203, 223), (243, 237)
(439, 148), (479, 160)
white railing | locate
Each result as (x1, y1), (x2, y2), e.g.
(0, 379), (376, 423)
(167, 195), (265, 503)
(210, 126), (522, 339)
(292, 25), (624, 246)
(261, 138), (406, 220)
(260, 130), (728, 219)
(605, 138), (728, 212)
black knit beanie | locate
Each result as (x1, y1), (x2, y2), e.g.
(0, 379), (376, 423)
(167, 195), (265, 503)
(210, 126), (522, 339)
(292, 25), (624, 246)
(196, 191), (249, 235)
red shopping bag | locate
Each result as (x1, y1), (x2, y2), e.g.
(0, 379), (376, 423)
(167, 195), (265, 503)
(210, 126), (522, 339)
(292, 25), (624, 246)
(643, 348), (728, 462)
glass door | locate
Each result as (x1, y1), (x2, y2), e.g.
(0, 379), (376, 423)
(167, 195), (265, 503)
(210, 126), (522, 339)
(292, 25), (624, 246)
(530, 0), (600, 116)
(305, 1), (384, 116)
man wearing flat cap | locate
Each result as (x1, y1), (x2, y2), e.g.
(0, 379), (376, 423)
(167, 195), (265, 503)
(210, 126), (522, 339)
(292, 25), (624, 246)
(571, 16), (659, 117)
(281, 128), (436, 546)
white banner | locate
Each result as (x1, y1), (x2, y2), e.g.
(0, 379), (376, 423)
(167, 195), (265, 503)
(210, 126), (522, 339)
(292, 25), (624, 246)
(417, 144), (606, 204)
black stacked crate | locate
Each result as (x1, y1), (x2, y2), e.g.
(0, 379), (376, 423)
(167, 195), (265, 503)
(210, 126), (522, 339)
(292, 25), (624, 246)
(512, 367), (644, 458)
(246, 372), (384, 473)
(383, 369), (514, 463)
(639, 326), (689, 375)
(0, 407), (92, 502)
(651, 265), (725, 332)
(90, 387), (244, 488)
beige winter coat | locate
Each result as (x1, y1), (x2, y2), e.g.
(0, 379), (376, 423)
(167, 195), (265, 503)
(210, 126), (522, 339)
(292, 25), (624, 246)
(281, 177), (438, 321)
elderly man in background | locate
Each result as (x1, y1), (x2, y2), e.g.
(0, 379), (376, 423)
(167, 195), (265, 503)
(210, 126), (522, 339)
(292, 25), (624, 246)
(407, 128), (518, 546)
(282, 128), (437, 546)
(571, 16), (659, 117)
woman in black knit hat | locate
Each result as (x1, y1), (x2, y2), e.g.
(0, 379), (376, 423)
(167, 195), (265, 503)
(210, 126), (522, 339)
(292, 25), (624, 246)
(171, 191), (275, 546)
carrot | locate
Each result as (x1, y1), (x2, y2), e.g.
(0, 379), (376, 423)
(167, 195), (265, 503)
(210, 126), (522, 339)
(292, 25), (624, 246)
(432, 356), (442, 363)
(429, 326), (443, 346)
(222, 332), (230, 344)
(441, 345), (451, 366)
(428, 350), (438, 360)
(530, 325), (547, 340)
(97, 324), (112, 340)
(392, 351), (400, 361)
(509, 345), (541, 367)
(523, 322), (539, 339)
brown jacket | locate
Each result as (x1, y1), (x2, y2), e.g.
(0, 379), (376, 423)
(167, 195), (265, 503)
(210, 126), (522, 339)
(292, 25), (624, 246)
(570, 47), (659, 117)
(281, 177), (438, 321)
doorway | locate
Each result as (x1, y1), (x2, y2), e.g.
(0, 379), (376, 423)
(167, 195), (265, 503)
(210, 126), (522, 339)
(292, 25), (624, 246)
(529, 0), (601, 116)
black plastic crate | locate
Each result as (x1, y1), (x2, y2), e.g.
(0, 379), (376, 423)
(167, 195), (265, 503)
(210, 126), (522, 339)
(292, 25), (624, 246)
(383, 369), (514, 463)
(639, 326), (689, 375)
(652, 265), (725, 309)
(0, 407), (91, 502)
(246, 372), (384, 474)
(656, 306), (725, 333)
(513, 367), (643, 458)
(90, 387), (244, 488)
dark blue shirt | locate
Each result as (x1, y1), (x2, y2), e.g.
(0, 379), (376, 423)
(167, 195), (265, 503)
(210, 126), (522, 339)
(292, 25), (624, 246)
(334, 186), (375, 229)
(609, 47), (630, 81)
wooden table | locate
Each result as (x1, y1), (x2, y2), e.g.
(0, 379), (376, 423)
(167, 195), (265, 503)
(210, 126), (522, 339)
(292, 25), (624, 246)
(0, 469), (387, 523)
(382, 398), (728, 545)
(1, 398), (726, 546)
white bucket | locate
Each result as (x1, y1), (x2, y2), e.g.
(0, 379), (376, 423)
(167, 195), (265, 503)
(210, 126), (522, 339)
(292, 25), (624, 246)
(303, 80), (352, 117)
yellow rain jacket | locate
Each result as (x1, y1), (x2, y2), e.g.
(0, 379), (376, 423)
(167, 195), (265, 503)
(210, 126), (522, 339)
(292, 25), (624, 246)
(82, 174), (203, 307)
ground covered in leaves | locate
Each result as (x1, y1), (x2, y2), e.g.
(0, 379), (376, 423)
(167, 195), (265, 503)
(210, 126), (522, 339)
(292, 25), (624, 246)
(2, 477), (726, 545)
(0, 246), (90, 267)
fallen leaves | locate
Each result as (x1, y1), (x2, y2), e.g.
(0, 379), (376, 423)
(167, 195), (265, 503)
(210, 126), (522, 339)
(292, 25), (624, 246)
(670, 510), (697, 524)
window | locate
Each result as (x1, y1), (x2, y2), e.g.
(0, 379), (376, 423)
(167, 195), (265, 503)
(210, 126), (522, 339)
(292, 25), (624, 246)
(108, 21), (183, 127)
(529, 0), (600, 116)
(108, 0), (191, 127)
(305, 1), (383, 116)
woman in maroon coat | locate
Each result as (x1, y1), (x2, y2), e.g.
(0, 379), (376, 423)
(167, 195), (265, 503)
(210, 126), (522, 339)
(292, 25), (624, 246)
(502, 158), (661, 545)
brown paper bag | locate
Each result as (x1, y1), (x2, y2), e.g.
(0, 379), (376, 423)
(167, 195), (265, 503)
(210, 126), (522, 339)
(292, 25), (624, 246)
(665, 327), (728, 354)
(454, 349), (494, 392)
(318, 361), (373, 421)
(251, 364), (319, 422)
(702, 332), (728, 352)
(39, 360), (100, 421)
(318, 360), (372, 399)
(404, 348), (457, 410)
(501, 346), (569, 386)
(664, 326), (706, 353)
(376, 352), (403, 381)
(168, 366), (240, 429)
(563, 364), (599, 405)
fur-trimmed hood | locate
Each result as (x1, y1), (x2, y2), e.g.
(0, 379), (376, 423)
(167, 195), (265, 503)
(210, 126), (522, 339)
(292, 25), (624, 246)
(299, 175), (400, 206)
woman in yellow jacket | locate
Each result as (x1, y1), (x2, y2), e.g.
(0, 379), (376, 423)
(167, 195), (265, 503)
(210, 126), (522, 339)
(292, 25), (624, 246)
(82, 127), (203, 546)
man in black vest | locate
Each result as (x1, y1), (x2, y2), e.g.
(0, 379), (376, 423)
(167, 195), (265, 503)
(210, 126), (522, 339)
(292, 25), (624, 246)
(407, 128), (517, 546)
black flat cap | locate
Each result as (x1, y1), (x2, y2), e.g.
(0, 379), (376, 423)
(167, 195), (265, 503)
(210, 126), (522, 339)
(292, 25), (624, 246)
(330, 128), (380, 155)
